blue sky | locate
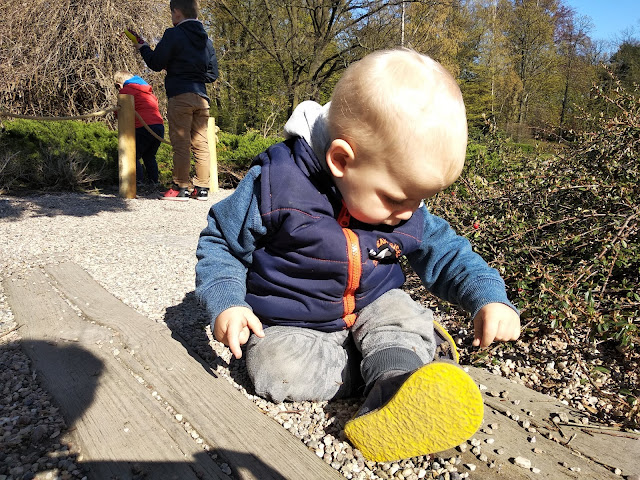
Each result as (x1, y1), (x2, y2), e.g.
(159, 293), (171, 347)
(564, 0), (639, 42)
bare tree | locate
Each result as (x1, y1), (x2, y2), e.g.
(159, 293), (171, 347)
(502, 0), (559, 125)
(209, 0), (439, 116)
(555, 7), (594, 130)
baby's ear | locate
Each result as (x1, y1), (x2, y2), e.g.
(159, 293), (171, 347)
(326, 139), (355, 178)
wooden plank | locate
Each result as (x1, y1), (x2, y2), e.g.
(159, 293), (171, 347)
(12, 261), (630, 480)
(43, 262), (342, 480)
(4, 271), (228, 480)
(464, 366), (634, 479)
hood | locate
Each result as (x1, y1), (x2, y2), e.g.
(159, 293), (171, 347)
(176, 19), (208, 49)
(283, 100), (331, 166)
(123, 75), (149, 87)
(122, 76), (153, 94)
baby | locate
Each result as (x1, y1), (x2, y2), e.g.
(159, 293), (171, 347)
(196, 48), (520, 461)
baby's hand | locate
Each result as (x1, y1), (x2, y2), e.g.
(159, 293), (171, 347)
(214, 306), (264, 359)
(472, 303), (520, 348)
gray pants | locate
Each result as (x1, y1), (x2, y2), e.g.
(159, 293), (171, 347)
(245, 289), (436, 403)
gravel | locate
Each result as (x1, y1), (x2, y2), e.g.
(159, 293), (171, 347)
(1, 191), (638, 480)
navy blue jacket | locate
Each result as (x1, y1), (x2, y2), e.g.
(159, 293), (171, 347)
(195, 137), (517, 333)
(247, 138), (424, 331)
(140, 20), (218, 101)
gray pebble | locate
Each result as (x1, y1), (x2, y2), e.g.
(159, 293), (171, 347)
(513, 456), (532, 469)
(30, 424), (48, 443)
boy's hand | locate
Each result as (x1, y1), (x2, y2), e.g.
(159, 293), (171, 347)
(124, 28), (146, 50)
(472, 303), (520, 348)
(214, 306), (265, 359)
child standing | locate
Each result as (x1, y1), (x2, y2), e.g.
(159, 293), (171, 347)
(133, 0), (218, 201)
(114, 71), (164, 188)
(195, 49), (520, 461)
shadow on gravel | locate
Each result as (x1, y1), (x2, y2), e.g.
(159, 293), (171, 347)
(78, 450), (290, 480)
(3, 339), (287, 480)
(1, 340), (101, 479)
(0, 191), (130, 221)
(164, 292), (233, 374)
(164, 291), (258, 394)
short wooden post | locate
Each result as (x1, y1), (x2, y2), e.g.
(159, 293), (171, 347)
(207, 117), (219, 192)
(117, 94), (136, 199)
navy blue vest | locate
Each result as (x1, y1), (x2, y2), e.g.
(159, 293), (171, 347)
(246, 137), (424, 332)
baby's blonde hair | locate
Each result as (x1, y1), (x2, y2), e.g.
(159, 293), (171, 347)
(114, 70), (133, 86)
(328, 48), (467, 187)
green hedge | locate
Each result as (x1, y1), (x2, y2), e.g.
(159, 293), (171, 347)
(0, 120), (282, 191)
(0, 119), (119, 191)
(217, 130), (282, 168)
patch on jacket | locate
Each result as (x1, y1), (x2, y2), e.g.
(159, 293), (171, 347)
(368, 239), (401, 264)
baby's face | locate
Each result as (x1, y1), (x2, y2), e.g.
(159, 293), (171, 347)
(335, 152), (445, 226)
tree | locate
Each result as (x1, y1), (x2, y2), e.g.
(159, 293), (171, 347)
(403, 0), (477, 77)
(207, 0), (436, 122)
(610, 40), (640, 91)
(554, 7), (595, 132)
(446, 0), (503, 129)
(506, 0), (559, 126)
(202, 0), (286, 134)
(459, 0), (520, 130)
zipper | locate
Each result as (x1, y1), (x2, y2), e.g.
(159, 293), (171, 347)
(338, 203), (351, 227)
(339, 204), (361, 328)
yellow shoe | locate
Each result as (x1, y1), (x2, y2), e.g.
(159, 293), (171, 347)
(434, 320), (460, 363)
(344, 362), (483, 462)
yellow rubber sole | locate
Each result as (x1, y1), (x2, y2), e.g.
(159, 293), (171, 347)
(344, 362), (483, 462)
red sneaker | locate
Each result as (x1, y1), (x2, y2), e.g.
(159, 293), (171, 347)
(160, 184), (189, 201)
(190, 186), (209, 201)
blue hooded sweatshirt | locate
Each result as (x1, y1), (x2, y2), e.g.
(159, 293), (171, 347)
(195, 102), (518, 332)
(140, 19), (218, 101)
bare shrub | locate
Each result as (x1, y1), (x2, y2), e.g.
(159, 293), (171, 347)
(0, 0), (169, 119)
(43, 151), (106, 190)
(0, 148), (21, 193)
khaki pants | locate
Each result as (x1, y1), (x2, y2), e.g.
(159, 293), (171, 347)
(167, 93), (210, 188)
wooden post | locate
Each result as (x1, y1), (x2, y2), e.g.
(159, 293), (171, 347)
(207, 117), (219, 192)
(117, 94), (136, 199)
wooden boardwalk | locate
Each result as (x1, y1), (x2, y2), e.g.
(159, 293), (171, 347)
(4, 262), (639, 479)
(5, 262), (341, 480)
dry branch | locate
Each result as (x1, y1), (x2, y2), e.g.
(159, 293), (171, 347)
(0, 0), (169, 120)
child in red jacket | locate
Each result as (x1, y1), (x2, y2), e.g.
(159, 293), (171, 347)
(115, 71), (164, 187)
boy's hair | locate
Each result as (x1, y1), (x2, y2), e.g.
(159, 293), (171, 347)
(328, 48), (467, 184)
(114, 70), (133, 86)
(170, 0), (199, 18)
